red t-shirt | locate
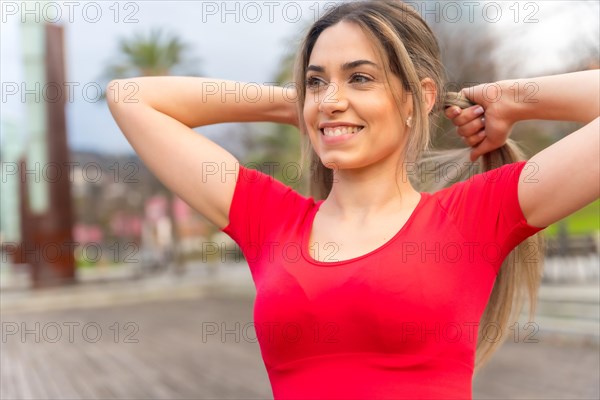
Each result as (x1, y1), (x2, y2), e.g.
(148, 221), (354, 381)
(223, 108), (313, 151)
(220, 161), (545, 400)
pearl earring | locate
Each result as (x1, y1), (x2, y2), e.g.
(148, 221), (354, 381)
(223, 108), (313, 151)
(406, 116), (412, 128)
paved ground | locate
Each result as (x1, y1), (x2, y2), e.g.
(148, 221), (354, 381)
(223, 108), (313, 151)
(1, 293), (598, 399)
(1, 261), (598, 399)
(1, 295), (270, 400)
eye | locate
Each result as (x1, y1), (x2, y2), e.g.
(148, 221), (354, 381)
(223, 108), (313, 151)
(350, 74), (371, 84)
(305, 76), (325, 89)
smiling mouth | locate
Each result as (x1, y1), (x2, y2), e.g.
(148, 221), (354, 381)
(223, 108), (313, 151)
(321, 126), (364, 136)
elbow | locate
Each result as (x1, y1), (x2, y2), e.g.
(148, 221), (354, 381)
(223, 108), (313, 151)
(105, 79), (121, 112)
(105, 78), (143, 110)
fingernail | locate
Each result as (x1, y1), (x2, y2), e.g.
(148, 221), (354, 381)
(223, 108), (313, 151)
(474, 106), (484, 115)
(481, 116), (485, 123)
(478, 131), (485, 137)
(452, 107), (461, 116)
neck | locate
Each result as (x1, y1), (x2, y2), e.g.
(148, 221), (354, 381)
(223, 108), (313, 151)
(321, 161), (420, 222)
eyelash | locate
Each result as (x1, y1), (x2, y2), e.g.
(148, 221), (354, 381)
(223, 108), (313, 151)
(305, 73), (372, 88)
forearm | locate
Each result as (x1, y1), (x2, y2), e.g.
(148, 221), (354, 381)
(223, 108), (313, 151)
(501, 70), (599, 124)
(107, 76), (297, 128)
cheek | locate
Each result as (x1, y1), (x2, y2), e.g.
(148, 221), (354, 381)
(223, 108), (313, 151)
(302, 103), (309, 119)
(372, 105), (405, 144)
(378, 103), (404, 127)
(302, 100), (316, 124)
(302, 105), (319, 144)
(302, 106), (313, 135)
(304, 97), (324, 127)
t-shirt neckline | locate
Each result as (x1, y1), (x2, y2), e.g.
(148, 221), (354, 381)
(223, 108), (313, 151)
(301, 193), (428, 266)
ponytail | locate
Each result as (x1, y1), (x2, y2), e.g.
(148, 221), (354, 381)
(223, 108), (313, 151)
(430, 92), (546, 372)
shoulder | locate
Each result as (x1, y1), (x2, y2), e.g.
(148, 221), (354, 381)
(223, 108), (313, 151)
(228, 164), (317, 226)
(236, 164), (312, 205)
(221, 164), (317, 248)
(430, 161), (528, 200)
(424, 161), (537, 238)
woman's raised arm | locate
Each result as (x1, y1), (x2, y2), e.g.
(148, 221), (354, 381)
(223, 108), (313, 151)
(447, 70), (600, 228)
(106, 77), (298, 229)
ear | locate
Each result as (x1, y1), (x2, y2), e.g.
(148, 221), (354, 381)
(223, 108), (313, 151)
(420, 78), (437, 114)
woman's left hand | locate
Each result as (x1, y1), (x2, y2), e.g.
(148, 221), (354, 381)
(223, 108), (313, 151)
(445, 82), (517, 162)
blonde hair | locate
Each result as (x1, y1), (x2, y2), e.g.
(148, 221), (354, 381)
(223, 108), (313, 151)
(293, 0), (544, 373)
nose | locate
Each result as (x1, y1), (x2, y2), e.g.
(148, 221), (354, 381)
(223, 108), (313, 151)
(317, 82), (349, 114)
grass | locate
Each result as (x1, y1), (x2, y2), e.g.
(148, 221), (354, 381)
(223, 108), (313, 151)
(544, 199), (600, 237)
(76, 257), (96, 268)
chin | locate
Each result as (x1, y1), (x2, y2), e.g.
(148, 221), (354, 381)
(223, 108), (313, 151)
(318, 156), (366, 172)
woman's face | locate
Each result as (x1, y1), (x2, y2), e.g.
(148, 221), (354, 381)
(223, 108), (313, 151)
(303, 21), (412, 172)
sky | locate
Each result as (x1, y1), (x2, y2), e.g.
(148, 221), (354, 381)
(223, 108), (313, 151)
(1, 0), (598, 156)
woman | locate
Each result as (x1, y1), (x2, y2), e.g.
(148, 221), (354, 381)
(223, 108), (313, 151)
(107, 1), (599, 398)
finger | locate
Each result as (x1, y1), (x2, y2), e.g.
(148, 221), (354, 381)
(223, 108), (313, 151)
(463, 131), (486, 147)
(444, 106), (462, 120)
(457, 115), (486, 137)
(452, 104), (485, 127)
(460, 85), (487, 106)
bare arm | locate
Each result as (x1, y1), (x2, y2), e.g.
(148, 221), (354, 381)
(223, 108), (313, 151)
(521, 118), (599, 227)
(505, 70), (599, 124)
(447, 70), (600, 227)
(106, 77), (298, 229)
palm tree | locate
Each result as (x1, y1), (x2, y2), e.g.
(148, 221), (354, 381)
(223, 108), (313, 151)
(100, 28), (202, 273)
(100, 27), (201, 79)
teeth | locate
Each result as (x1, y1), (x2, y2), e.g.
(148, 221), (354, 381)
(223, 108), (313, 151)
(322, 126), (363, 136)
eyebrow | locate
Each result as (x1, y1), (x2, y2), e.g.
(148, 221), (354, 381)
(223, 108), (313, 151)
(306, 59), (380, 74)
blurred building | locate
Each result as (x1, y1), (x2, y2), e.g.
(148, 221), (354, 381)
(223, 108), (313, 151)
(7, 20), (77, 287)
(172, 195), (212, 256)
(0, 118), (24, 246)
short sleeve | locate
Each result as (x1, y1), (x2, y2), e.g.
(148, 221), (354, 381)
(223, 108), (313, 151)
(434, 161), (546, 262)
(220, 164), (308, 254)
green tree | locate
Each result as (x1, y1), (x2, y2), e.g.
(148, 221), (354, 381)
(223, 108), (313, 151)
(100, 27), (200, 79)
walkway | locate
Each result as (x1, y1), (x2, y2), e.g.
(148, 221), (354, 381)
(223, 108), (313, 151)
(1, 261), (598, 399)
